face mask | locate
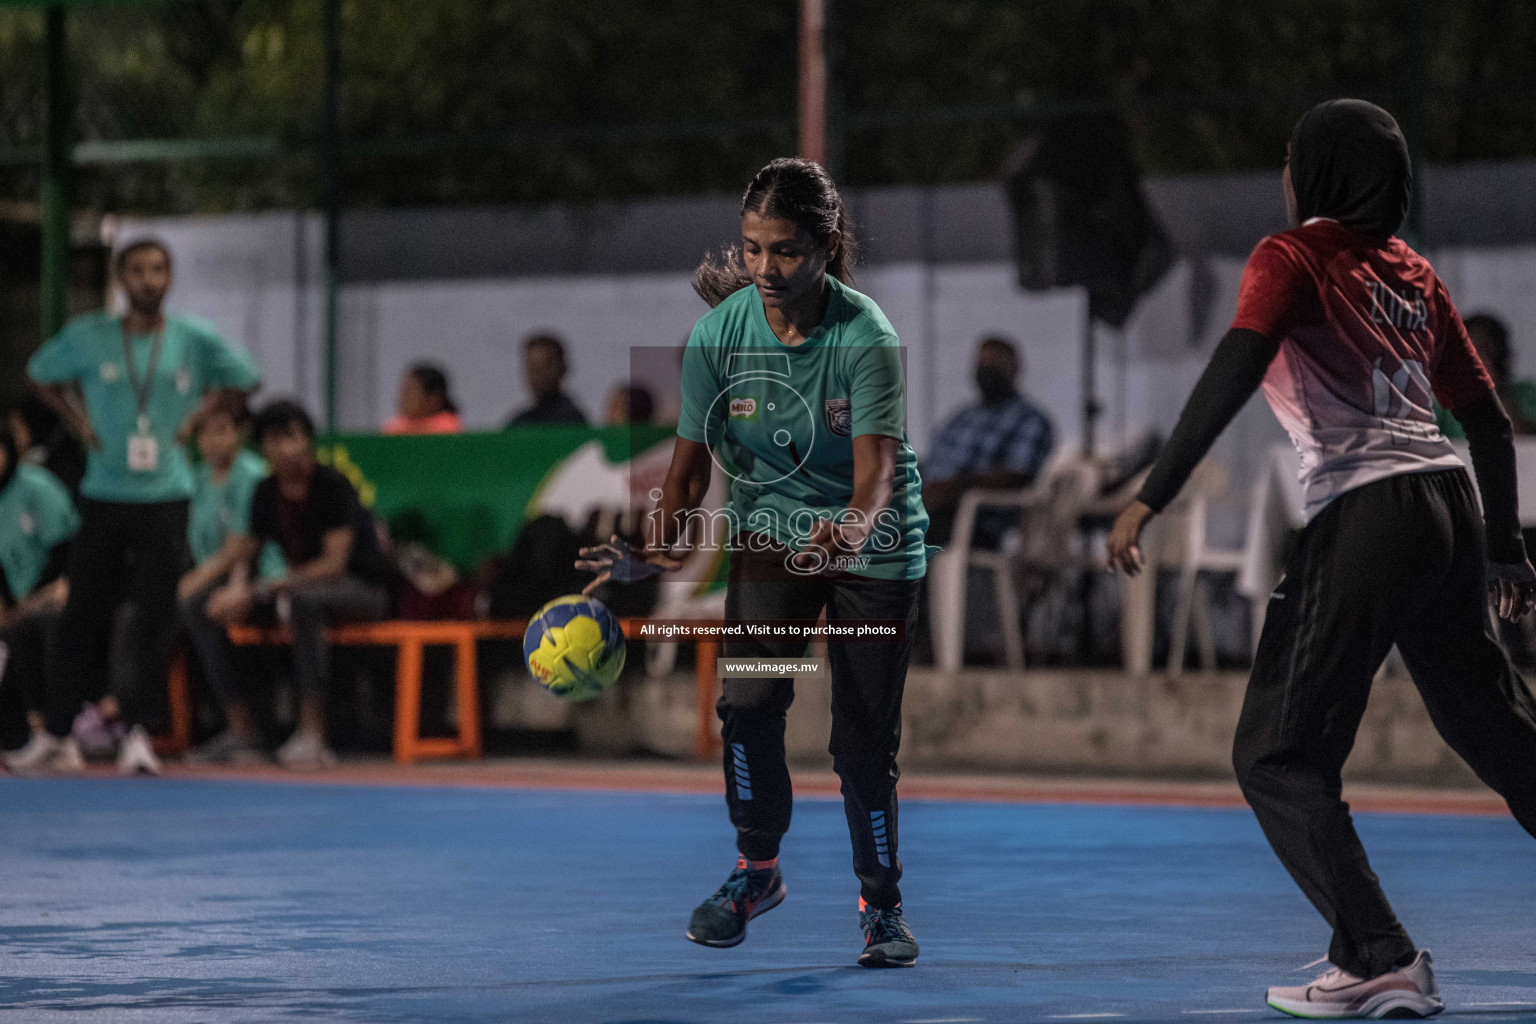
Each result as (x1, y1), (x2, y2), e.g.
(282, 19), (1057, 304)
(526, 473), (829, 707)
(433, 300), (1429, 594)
(975, 365), (1013, 403)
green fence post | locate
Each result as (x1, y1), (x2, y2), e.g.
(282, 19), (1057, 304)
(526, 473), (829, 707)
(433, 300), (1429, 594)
(40, 2), (71, 342)
(321, 0), (341, 431)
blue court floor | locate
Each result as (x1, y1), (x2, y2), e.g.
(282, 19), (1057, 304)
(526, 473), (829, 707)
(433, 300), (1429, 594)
(1, 778), (1534, 1023)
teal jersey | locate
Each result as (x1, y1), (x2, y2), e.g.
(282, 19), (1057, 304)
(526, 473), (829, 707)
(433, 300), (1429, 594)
(0, 464), (80, 601)
(27, 312), (261, 504)
(1437, 379), (1536, 439)
(188, 449), (265, 565)
(188, 450), (287, 580)
(677, 276), (934, 581)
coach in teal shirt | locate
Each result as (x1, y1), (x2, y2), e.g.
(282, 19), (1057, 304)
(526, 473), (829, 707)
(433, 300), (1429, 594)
(23, 237), (259, 774)
(29, 317), (259, 502)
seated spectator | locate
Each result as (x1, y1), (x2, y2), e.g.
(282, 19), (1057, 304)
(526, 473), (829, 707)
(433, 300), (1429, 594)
(177, 393), (283, 763)
(604, 384), (655, 426)
(383, 363), (463, 435)
(1432, 313), (1536, 668)
(1437, 313), (1536, 437)
(922, 336), (1055, 549)
(0, 426), (82, 772)
(9, 392), (85, 496)
(505, 333), (588, 426)
(182, 400), (392, 770)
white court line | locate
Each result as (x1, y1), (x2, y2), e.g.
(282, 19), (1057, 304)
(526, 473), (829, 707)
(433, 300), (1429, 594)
(1046, 1016), (1126, 1020)
(1462, 1002), (1536, 1008)
(902, 1019), (983, 1023)
(1182, 1011), (1266, 1016)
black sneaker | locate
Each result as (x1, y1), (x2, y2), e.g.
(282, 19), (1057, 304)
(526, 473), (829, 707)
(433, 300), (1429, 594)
(858, 899), (918, 967)
(685, 857), (786, 948)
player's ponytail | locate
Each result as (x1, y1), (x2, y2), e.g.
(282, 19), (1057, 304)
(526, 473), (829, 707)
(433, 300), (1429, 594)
(692, 245), (753, 308)
(692, 157), (858, 308)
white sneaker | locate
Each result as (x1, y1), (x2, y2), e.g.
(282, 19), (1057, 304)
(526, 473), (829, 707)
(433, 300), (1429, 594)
(275, 731), (336, 771)
(5, 731), (85, 775)
(1267, 950), (1444, 1019)
(116, 725), (162, 777)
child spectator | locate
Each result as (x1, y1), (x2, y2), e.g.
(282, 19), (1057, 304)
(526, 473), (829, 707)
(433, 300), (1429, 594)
(177, 392), (284, 763)
(0, 426), (82, 773)
(9, 392), (86, 496)
(183, 400), (392, 770)
(383, 363), (463, 435)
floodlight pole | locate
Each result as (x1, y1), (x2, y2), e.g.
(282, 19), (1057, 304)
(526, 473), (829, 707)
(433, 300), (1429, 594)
(798, 0), (827, 167)
(40, 3), (71, 341)
(321, 0), (341, 432)
(798, 0), (844, 182)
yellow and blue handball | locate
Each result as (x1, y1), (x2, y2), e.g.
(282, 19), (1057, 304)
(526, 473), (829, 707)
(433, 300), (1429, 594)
(524, 595), (626, 701)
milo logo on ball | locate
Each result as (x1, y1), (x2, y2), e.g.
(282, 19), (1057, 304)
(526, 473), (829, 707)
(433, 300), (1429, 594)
(729, 397), (758, 420)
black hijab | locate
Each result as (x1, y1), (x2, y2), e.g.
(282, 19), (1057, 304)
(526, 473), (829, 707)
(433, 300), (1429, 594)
(1288, 99), (1411, 239)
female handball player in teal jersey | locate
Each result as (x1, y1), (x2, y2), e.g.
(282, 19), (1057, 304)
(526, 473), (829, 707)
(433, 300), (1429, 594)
(1108, 99), (1536, 1019)
(578, 158), (935, 967)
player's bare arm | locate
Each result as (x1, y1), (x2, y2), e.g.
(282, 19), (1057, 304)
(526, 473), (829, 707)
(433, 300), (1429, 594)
(794, 434), (897, 571)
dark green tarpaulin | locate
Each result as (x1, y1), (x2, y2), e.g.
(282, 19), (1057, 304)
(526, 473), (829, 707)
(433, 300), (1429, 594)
(317, 425), (674, 573)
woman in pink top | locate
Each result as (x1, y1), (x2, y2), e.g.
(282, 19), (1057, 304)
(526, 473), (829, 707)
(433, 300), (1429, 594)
(383, 364), (463, 435)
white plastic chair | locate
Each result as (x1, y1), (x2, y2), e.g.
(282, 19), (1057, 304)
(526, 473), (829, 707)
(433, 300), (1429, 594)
(928, 452), (1099, 672)
(1165, 465), (1247, 675)
(1121, 461), (1245, 676)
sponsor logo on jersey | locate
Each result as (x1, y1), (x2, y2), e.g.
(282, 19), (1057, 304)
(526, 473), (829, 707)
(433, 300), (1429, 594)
(175, 367), (192, 395)
(17, 511), (34, 537)
(100, 362), (120, 383)
(824, 398), (852, 437)
(729, 397), (758, 419)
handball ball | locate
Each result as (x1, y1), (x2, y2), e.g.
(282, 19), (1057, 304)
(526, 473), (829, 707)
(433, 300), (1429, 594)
(524, 595), (626, 701)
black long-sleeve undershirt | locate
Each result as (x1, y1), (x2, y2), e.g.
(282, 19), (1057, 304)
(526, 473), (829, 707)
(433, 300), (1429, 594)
(1136, 326), (1528, 567)
(1455, 390), (1527, 566)
(1136, 327), (1279, 514)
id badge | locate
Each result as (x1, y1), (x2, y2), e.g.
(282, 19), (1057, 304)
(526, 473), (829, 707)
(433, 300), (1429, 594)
(127, 432), (159, 473)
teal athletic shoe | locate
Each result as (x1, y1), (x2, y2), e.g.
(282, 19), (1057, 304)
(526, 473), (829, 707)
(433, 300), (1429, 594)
(858, 899), (919, 967)
(685, 857), (786, 948)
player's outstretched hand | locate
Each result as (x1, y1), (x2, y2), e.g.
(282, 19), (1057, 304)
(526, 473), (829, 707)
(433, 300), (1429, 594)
(1487, 559), (1536, 621)
(575, 534), (683, 596)
(1106, 500), (1153, 576)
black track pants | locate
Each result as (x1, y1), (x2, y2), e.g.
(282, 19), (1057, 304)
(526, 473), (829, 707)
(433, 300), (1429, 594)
(50, 497), (188, 737)
(0, 606), (60, 720)
(717, 535), (921, 909)
(1234, 468), (1536, 979)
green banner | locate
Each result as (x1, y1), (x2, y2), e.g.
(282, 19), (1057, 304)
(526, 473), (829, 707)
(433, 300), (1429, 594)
(317, 425), (674, 573)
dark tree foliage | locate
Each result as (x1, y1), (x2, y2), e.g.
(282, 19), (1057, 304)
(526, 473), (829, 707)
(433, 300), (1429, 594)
(0, 0), (1531, 214)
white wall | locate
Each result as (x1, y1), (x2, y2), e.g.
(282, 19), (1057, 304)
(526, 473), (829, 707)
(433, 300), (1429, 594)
(115, 210), (1536, 549)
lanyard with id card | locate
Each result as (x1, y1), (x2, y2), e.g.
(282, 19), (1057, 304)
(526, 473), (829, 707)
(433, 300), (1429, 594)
(122, 321), (165, 474)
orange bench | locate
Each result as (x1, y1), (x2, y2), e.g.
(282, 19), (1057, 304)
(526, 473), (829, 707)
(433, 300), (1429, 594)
(166, 619), (720, 764)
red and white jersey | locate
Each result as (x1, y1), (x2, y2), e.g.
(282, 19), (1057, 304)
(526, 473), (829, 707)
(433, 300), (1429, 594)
(1233, 218), (1493, 521)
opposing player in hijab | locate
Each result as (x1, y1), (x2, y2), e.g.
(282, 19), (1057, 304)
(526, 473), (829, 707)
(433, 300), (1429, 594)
(1108, 99), (1536, 1019)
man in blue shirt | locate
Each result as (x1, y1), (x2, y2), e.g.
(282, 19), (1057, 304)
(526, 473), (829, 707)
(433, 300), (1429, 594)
(922, 336), (1055, 549)
(26, 238), (260, 775)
